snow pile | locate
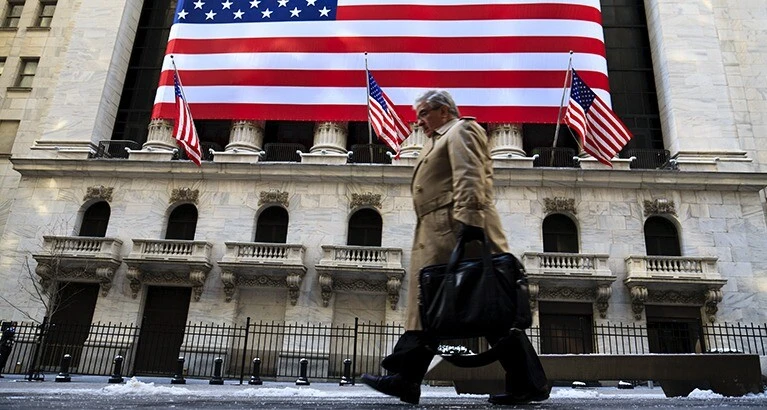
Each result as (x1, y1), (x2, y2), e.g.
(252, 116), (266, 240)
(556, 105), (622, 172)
(99, 377), (191, 395)
(685, 389), (724, 399)
(550, 388), (601, 399)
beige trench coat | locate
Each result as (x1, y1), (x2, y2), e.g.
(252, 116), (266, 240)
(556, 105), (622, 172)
(404, 117), (510, 331)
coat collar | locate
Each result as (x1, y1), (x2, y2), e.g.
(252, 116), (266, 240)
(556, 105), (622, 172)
(431, 118), (460, 140)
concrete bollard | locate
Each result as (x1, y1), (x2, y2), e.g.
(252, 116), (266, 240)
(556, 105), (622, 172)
(171, 357), (186, 384)
(295, 358), (310, 386)
(108, 355), (124, 384)
(249, 357), (263, 385)
(55, 354), (71, 382)
(209, 357), (224, 385)
(339, 358), (353, 386)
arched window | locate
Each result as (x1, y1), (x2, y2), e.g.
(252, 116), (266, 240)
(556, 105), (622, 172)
(542, 214), (579, 253)
(347, 209), (382, 247)
(165, 204), (198, 240)
(255, 207), (289, 243)
(79, 201), (111, 237)
(644, 216), (680, 256)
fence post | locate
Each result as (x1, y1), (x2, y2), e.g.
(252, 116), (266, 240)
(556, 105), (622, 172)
(108, 355), (124, 383)
(25, 316), (48, 381)
(295, 358), (310, 386)
(239, 316), (250, 385)
(352, 317), (358, 385)
(54, 354), (71, 382)
(171, 357), (186, 384)
(249, 357), (262, 385)
(209, 357), (224, 385)
(339, 358), (352, 386)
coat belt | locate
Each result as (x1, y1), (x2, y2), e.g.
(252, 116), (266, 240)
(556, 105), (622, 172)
(414, 192), (453, 218)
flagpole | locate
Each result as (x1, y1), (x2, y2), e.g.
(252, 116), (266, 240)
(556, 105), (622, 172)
(364, 52), (374, 163)
(551, 51), (574, 165)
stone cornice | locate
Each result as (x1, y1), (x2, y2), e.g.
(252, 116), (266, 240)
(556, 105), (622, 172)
(10, 158), (767, 191)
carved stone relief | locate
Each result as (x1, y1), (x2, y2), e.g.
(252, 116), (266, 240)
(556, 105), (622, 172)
(350, 192), (382, 210)
(543, 197), (576, 215)
(259, 190), (289, 208)
(629, 286), (648, 320)
(595, 285), (612, 319)
(643, 198), (676, 216)
(170, 188), (199, 204)
(84, 186), (114, 202)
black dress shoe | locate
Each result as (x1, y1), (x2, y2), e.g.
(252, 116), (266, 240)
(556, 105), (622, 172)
(488, 388), (550, 405)
(360, 373), (421, 405)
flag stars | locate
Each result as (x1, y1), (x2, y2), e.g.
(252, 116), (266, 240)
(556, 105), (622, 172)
(249, 0), (260, 8)
(221, 0), (233, 9)
(233, 9), (244, 19)
(205, 10), (217, 20)
(193, 0), (204, 9)
(290, 7), (301, 17)
(277, 0), (289, 7)
(177, 9), (188, 19)
(261, 8), (273, 18)
(306, 0), (317, 5)
(319, 6), (330, 17)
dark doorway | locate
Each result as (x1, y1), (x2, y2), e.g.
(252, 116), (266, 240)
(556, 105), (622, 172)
(79, 202), (111, 237)
(133, 286), (191, 375)
(255, 206), (289, 243)
(646, 305), (704, 353)
(542, 214), (579, 253)
(347, 209), (382, 246)
(539, 301), (594, 354)
(43, 282), (100, 367)
(165, 204), (198, 240)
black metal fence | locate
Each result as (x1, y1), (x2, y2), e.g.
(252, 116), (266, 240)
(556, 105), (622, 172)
(532, 147), (580, 168)
(2, 320), (766, 381)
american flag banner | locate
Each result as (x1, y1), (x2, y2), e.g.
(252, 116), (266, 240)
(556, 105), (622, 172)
(367, 71), (410, 155)
(152, 0), (610, 123)
(563, 69), (632, 167)
(172, 69), (203, 166)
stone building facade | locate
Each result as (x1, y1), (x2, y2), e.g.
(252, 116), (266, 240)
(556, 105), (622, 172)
(0, 0), (766, 359)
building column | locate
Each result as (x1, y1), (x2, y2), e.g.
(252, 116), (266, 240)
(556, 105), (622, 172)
(226, 120), (264, 153)
(128, 119), (176, 161)
(301, 122), (349, 164)
(398, 123), (423, 158)
(488, 123), (525, 158)
(143, 119), (176, 151)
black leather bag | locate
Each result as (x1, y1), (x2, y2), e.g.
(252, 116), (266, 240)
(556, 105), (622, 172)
(419, 234), (532, 339)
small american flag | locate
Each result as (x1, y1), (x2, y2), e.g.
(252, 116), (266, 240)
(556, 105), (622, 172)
(563, 69), (632, 167)
(172, 68), (202, 166)
(367, 71), (409, 156)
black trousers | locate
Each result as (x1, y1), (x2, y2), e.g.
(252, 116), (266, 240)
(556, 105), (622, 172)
(380, 330), (548, 395)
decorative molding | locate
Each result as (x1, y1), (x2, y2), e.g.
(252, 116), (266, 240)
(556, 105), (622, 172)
(646, 290), (705, 305)
(704, 288), (723, 323)
(528, 282), (540, 313)
(334, 279), (387, 293)
(630, 286), (648, 320)
(643, 198), (676, 216)
(595, 285), (612, 319)
(387, 275), (402, 310)
(350, 192), (382, 210)
(84, 186), (114, 202)
(170, 188), (199, 205)
(286, 272), (303, 306)
(543, 197), (576, 215)
(539, 286), (595, 301)
(319, 273), (333, 307)
(259, 190), (289, 208)
(221, 271), (237, 303)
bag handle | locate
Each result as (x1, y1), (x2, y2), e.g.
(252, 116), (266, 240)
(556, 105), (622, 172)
(445, 229), (495, 275)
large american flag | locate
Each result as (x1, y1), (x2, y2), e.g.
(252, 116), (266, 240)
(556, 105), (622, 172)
(152, 0), (610, 123)
(563, 69), (632, 166)
(172, 69), (203, 166)
(367, 71), (409, 154)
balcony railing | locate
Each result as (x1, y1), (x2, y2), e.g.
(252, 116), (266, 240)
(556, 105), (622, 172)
(173, 142), (222, 162)
(522, 252), (611, 277)
(621, 148), (678, 170)
(316, 245), (405, 309)
(221, 242), (305, 265)
(261, 143), (306, 162)
(91, 140), (141, 159)
(38, 236), (123, 260)
(348, 144), (393, 164)
(532, 147), (580, 168)
(128, 239), (212, 262)
(625, 255), (719, 279)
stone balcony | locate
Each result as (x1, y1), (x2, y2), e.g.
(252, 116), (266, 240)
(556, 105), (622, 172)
(218, 242), (307, 304)
(624, 255), (726, 322)
(123, 239), (213, 301)
(522, 252), (617, 318)
(32, 235), (124, 296)
(315, 245), (405, 309)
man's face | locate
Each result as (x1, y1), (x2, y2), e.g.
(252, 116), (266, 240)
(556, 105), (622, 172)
(415, 102), (448, 136)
